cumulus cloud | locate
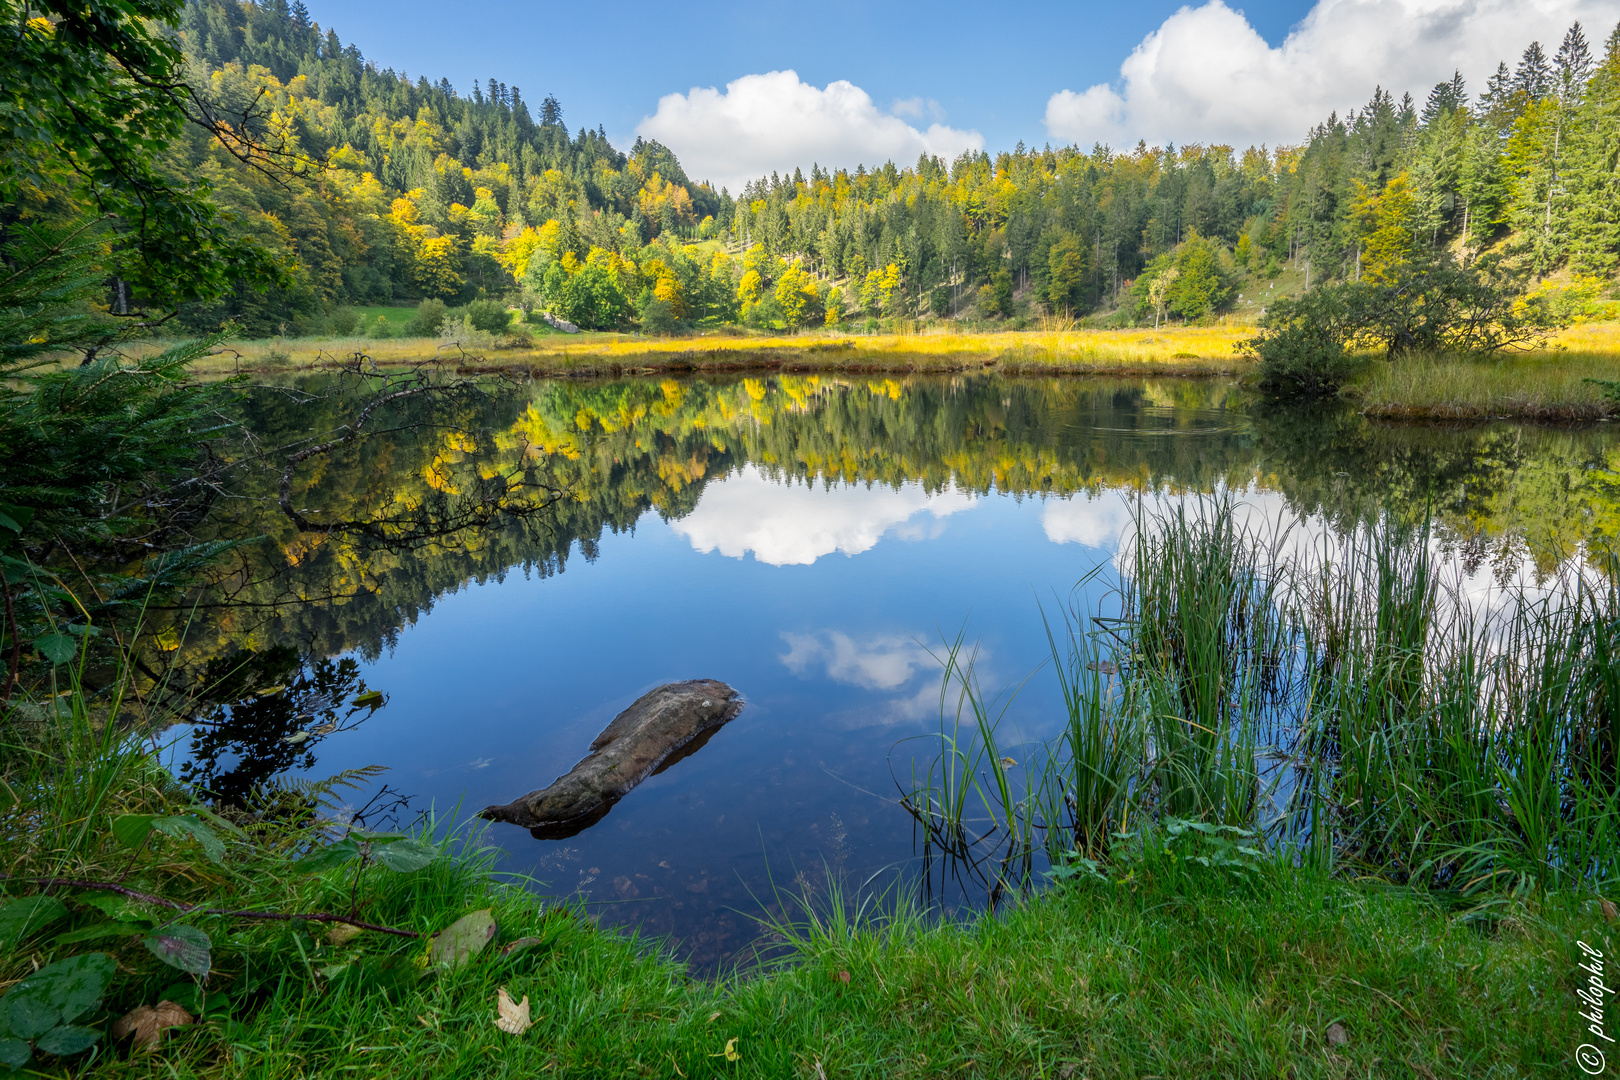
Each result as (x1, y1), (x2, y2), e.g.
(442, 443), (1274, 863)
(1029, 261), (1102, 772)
(635, 70), (983, 193)
(669, 466), (977, 566)
(1045, 0), (1615, 149)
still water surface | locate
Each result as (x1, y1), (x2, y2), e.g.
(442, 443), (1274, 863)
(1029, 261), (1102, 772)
(171, 373), (1620, 970)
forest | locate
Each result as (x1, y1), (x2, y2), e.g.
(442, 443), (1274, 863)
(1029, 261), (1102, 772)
(81, 0), (1619, 336)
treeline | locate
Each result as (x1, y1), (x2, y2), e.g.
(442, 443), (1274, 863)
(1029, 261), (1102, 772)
(170, 0), (1620, 335)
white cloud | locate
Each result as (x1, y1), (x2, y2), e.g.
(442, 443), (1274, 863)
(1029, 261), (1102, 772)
(669, 466), (977, 566)
(635, 70), (983, 193)
(1045, 0), (1614, 149)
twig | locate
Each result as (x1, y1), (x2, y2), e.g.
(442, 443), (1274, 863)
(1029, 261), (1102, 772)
(0, 875), (422, 938)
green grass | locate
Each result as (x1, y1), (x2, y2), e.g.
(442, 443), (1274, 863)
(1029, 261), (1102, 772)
(352, 305), (417, 327)
(1351, 348), (1620, 419)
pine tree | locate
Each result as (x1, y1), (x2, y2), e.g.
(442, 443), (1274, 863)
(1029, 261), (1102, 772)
(1566, 22), (1620, 274)
(541, 95), (562, 127)
(1514, 42), (1553, 100)
(1555, 21), (1594, 101)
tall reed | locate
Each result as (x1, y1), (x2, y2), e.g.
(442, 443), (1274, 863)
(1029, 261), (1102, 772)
(905, 493), (1620, 898)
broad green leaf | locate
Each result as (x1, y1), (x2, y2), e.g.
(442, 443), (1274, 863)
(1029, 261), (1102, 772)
(429, 909), (496, 969)
(72, 893), (143, 922)
(33, 633), (77, 666)
(0, 896), (68, 946)
(0, 1037), (30, 1071)
(292, 836), (362, 873)
(53, 921), (151, 945)
(143, 925), (211, 977)
(152, 815), (226, 864)
(34, 1025), (100, 1056)
(352, 690), (383, 708)
(3, 953), (114, 1027)
(5, 996), (57, 1039)
(0, 503), (32, 535)
(111, 814), (157, 848)
(374, 838), (436, 873)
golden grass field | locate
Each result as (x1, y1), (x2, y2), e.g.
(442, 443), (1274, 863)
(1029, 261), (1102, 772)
(183, 320), (1620, 419)
(192, 323), (1259, 378)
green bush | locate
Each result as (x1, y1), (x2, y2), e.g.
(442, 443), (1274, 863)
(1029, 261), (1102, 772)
(405, 298), (447, 337)
(367, 315), (393, 339)
(330, 307), (360, 335)
(1245, 285), (1367, 397)
(638, 291), (677, 335)
(465, 299), (512, 334)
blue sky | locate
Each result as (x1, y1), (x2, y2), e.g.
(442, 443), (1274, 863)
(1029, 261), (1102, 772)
(304, 0), (1307, 148)
(302, 0), (1614, 190)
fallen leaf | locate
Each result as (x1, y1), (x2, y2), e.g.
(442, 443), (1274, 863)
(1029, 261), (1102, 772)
(310, 721), (338, 736)
(1088, 661), (1119, 675)
(1602, 898), (1617, 924)
(706, 1011), (721, 1023)
(255, 686), (286, 697)
(494, 987), (531, 1035)
(1325, 1022), (1349, 1047)
(326, 923), (363, 946)
(112, 1001), (193, 1050)
(999, 757), (1018, 768)
(430, 909), (496, 968)
(711, 1037), (740, 1062)
(837, 970), (850, 984)
(497, 936), (545, 959)
(281, 730), (310, 745)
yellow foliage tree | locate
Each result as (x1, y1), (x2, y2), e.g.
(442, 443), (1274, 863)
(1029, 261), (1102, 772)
(1351, 171), (1420, 283)
(774, 265), (820, 327)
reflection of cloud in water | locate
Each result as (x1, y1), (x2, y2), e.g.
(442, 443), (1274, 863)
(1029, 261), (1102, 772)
(780, 630), (932, 690)
(1042, 491), (1136, 549)
(672, 466), (976, 566)
(779, 629), (961, 726)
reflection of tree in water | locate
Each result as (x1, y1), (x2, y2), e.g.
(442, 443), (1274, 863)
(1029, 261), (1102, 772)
(177, 645), (383, 807)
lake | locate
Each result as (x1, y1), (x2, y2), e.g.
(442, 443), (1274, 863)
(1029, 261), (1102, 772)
(166, 371), (1620, 971)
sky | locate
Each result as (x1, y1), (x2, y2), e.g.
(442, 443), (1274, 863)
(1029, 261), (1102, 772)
(302, 0), (1619, 192)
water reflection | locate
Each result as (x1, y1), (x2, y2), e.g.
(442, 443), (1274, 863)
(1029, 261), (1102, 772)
(163, 373), (1620, 971)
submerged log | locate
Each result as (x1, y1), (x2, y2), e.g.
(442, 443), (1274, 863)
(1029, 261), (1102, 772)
(480, 680), (743, 839)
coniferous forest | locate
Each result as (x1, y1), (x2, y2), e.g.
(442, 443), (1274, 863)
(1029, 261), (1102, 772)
(88, 0), (1613, 337)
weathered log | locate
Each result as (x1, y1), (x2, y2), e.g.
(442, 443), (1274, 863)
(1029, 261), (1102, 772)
(479, 680), (743, 839)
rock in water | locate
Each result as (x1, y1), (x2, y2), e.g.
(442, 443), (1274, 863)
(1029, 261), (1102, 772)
(480, 680), (743, 838)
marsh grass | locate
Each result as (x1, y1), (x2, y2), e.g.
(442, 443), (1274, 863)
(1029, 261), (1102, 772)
(904, 493), (1620, 904)
(180, 325), (1258, 378)
(1352, 344), (1620, 419)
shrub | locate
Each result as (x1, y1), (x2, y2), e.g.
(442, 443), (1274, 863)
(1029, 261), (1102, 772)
(465, 299), (512, 334)
(329, 307), (360, 335)
(367, 315), (393, 339)
(1245, 285), (1368, 397)
(406, 298), (447, 337)
(638, 292), (677, 336)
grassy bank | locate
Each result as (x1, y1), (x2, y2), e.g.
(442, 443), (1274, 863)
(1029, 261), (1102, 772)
(0, 707), (1601, 1079)
(183, 321), (1620, 420)
(186, 325), (1257, 379)
(1352, 322), (1620, 419)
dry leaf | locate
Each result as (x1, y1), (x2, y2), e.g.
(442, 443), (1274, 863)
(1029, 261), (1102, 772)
(494, 987), (532, 1035)
(1325, 1022), (1349, 1047)
(1602, 898), (1617, 924)
(999, 757), (1018, 768)
(718, 1037), (740, 1062)
(836, 970), (850, 984)
(706, 1010), (722, 1023)
(112, 1001), (194, 1050)
(1088, 661), (1119, 675)
(327, 923), (364, 946)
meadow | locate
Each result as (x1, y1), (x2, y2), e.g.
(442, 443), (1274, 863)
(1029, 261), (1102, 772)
(185, 321), (1620, 419)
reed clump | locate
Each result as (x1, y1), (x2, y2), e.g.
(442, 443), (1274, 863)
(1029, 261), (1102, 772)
(906, 495), (1620, 897)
